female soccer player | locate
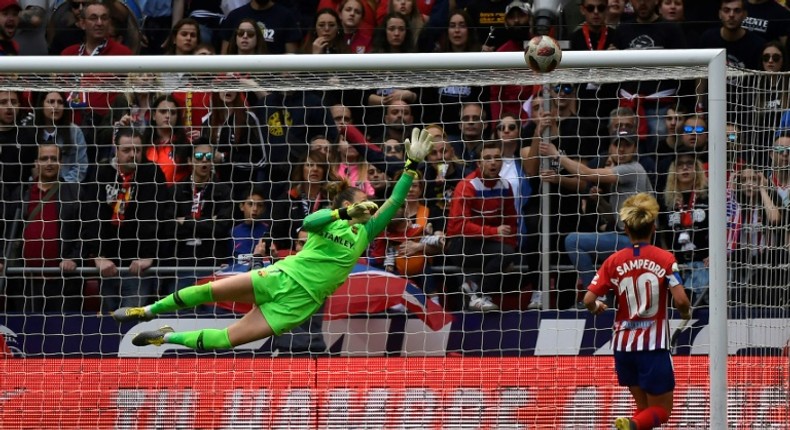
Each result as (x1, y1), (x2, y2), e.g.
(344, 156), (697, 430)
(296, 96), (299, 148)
(112, 128), (434, 350)
(582, 193), (691, 430)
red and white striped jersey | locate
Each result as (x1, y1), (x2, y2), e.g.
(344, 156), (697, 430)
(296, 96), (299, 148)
(589, 243), (684, 352)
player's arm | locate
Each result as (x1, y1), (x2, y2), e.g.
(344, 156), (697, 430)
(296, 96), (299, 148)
(301, 209), (338, 232)
(365, 128), (434, 240)
(583, 260), (612, 315)
(668, 262), (691, 319)
(583, 290), (608, 315)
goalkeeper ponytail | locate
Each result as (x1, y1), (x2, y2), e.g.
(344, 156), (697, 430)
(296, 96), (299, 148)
(326, 179), (362, 209)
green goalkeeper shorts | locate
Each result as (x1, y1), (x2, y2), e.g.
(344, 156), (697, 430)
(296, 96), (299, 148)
(250, 266), (322, 336)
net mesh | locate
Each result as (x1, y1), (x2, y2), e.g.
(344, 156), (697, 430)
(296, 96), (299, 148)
(0, 59), (787, 427)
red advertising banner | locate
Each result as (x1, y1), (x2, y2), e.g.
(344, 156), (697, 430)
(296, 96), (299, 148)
(0, 357), (787, 429)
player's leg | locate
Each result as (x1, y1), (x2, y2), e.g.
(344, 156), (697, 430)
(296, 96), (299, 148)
(628, 350), (675, 429)
(135, 307), (276, 349)
(112, 271), (255, 322)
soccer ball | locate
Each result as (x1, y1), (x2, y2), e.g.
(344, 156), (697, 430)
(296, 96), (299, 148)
(524, 35), (562, 73)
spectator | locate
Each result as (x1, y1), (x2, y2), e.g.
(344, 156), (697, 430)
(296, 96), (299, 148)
(419, 10), (487, 126)
(371, 12), (414, 53)
(200, 82), (266, 200)
(376, 0), (436, 25)
(255, 90), (338, 187)
(384, 0), (425, 49)
(220, 0), (302, 54)
(540, 127), (654, 306)
(173, 139), (234, 289)
(495, 113), (530, 214)
(309, 134), (333, 159)
(570, 0), (617, 51)
(450, 102), (488, 173)
(422, 124), (464, 232)
(230, 187), (269, 266)
(606, 0), (626, 27)
(766, 131), (790, 207)
(606, 106), (656, 184)
(270, 150), (337, 251)
(754, 41), (789, 141)
(490, 1), (535, 123)
(335, 131), (376, 196)
(25, 91), (89, 183)
(615, 0), (688, 139)
(659, 0), (684, 22)
(369, 172), (445, 302)
(302, 8), (348, 54)
(366, 99), (418, 144)
(423, 8), (480, 53)
(319, 0), (376, 34)
(0, 0), (20, 55)
(60, 1), (132, 164)
(659, 151), (711, 305)
(521, 86), (600, 305)
(465, 0), (508, 50)
(172, 0), (225, 50)
(367, 164), (392, 200)
(727, 166), (788, 306)
(337, 0), (373, 53)
(659, 114), (709, 174)
(743, 0), (790, 48)
(227, 18), (269, 55)
(99, 73), (162, 153)
(162, 17), (200, 55)
(15, 0), (47, 55)
(447, 141), (519, 312)
(569, 0), (620, 133)
(146, 95), (190, 186)
(81, 128), (173, 311)
(699, 0), (766, 70)
(48, 0), (84, 55)
(0, 90), (35, 186)
(0, 90), (36, 276)
(9, 144), (82, 312)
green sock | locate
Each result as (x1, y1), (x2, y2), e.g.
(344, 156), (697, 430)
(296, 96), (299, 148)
(166, 328), (232, 350)
(149, 282), (214, 315)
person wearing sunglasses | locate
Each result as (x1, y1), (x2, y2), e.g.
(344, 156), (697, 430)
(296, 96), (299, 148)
(658, 114), (709, 178)
(754, 41), (790, 138)
(220, 0), (301, 54)
(227, 18), (268, 55)
(698, 0), (766, 71)
(172, 138), (234, 291)
(570, 0), (617, 52)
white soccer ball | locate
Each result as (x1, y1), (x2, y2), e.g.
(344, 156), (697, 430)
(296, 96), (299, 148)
(524, 35), (562, 73)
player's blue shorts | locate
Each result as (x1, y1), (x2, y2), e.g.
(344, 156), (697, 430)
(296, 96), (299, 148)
(614, 349), (675, 395)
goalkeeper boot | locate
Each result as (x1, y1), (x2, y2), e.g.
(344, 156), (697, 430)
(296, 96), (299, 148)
(614, 417), (636, 430)
(111, 307), (153, 322)
(132, 326), (175, 347)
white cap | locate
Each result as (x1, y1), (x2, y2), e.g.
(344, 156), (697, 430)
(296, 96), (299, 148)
(505, 0), (532, 15)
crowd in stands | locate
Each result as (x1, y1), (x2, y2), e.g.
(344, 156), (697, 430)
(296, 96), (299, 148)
(2, 0), (790, 331)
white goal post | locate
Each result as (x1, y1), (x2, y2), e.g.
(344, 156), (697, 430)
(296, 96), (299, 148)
(0, 49), (729, 427)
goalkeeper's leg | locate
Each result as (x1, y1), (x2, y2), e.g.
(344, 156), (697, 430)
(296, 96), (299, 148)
(133, 307), (275, 349)
(112, 272), (255, 322)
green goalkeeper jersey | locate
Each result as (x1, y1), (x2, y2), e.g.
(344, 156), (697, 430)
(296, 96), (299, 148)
(274, 171), (415, 302)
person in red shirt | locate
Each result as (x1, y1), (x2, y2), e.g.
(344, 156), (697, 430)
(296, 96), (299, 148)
(60, 1), (133, 162)
(583, 192), (691, 430)
(446, 141), (518, 312)
(0, 0), (20, 56)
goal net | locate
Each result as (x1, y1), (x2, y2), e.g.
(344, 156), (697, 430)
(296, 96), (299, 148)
(0, 51), (786, 428)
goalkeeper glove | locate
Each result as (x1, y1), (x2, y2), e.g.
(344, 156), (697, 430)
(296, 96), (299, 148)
(404, 128), (434, 170)
(334, 201), (379, 223)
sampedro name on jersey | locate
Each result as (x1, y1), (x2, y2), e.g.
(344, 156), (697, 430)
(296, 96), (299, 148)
(589, 244), (683, 352)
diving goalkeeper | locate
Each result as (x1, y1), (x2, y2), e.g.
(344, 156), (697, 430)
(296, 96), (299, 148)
(112, 128), (435, 350)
